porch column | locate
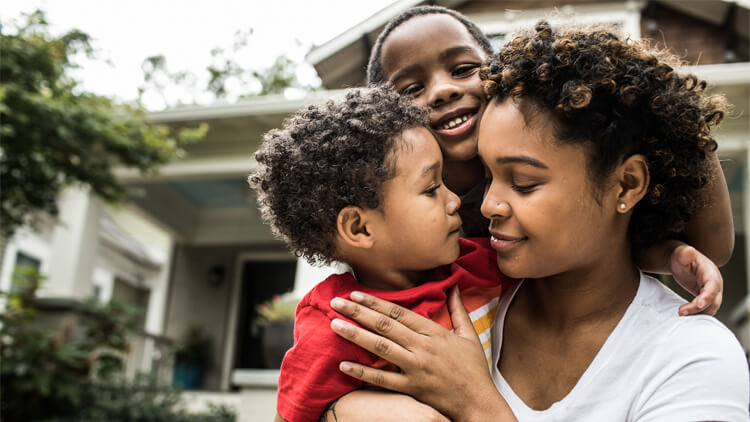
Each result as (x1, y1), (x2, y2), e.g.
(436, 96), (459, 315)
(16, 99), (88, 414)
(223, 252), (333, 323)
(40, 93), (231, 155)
(291, 257), (344, 299)
(45, 188), (100, 299)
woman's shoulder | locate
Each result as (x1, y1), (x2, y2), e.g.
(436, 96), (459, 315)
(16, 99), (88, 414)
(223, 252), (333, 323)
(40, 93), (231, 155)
(636, 274), (743, 357)
(625, 274), (750, 419)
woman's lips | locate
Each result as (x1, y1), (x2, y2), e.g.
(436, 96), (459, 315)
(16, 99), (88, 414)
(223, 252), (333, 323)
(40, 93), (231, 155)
(490, 234), (526, 252)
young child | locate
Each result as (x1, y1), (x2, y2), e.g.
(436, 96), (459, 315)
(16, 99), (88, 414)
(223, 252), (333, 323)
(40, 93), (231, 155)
(366, 5), (732, 315)
(249, 87), (513, 422)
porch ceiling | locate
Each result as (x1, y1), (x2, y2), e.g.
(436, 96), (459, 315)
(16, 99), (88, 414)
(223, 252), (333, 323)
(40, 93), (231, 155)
(117, 91), (346, 246)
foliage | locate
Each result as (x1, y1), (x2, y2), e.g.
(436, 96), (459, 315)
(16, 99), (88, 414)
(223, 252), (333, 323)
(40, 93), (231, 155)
(256, 293), (299, 326)
(0, 267), (235, 422)
(0, 10), (208, 238)
(174, 327), (213, 368)
(139, 29), (317, 106)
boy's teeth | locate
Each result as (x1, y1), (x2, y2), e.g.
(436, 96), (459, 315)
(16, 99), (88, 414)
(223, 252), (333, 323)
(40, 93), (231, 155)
(441, 114), (470, 130)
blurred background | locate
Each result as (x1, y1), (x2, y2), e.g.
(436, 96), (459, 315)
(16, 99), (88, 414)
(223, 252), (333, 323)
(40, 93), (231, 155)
(1, 1), (748, 421)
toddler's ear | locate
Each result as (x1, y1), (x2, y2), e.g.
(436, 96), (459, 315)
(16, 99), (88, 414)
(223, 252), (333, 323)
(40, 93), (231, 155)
(336, 206), (374, 249)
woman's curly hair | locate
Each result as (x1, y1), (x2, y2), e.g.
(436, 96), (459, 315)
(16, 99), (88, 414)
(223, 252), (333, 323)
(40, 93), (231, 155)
(480, 21), (727, 247)
(249, 87), (428, 265)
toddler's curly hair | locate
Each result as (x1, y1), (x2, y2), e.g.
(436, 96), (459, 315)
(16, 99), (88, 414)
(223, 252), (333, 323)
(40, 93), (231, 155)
(249, 87), (428, 265)
(481, 21), (727, 247)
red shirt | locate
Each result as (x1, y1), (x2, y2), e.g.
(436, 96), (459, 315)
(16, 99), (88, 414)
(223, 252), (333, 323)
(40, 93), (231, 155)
(276, 237), (512, 422)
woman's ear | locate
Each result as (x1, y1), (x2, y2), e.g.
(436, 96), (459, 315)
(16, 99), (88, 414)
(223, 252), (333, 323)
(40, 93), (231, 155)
(616, 154), (650, 213)
(336, 206), (375, 249)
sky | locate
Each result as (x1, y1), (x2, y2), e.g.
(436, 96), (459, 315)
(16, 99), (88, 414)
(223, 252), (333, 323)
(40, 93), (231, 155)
(2, 0), (397, 109)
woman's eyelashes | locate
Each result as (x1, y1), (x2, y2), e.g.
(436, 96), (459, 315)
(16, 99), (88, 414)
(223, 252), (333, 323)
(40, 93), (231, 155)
(511, 183), (539, 194)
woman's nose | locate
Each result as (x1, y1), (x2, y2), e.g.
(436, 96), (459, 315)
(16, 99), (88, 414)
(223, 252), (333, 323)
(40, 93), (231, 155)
(481, 187), (511, 220)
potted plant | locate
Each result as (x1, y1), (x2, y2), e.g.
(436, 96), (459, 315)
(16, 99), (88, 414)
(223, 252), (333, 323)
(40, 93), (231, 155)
(172, 327), (212, 389)
(256, 294), (298, 369)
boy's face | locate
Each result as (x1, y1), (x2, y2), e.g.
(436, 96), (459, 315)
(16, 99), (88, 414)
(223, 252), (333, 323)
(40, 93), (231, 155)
(380, 14), (488, 164)
(368, 127), (463, 282)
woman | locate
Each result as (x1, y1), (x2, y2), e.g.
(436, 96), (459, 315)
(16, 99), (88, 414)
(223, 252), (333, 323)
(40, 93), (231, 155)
(325, 22), (749, 421)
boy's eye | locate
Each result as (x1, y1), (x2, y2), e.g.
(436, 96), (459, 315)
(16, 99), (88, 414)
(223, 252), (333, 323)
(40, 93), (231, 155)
(452, 64), (479, 77)
(401, 83), (423, 97)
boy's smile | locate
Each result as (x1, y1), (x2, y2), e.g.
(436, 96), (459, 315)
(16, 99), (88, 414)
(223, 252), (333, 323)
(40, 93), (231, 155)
(380, 14), (488, 164)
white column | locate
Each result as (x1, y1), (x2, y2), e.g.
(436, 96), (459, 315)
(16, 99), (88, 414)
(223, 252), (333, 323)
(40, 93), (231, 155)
(44, 187), (100, 299)
(291, 257), (345, 299)
(144, 237), (174, 336)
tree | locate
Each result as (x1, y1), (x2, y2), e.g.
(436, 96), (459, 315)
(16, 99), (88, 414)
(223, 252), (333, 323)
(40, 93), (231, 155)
(0, 266), (236, 421)
(0, 10), (208, 238)
(139, 29), (318, 106)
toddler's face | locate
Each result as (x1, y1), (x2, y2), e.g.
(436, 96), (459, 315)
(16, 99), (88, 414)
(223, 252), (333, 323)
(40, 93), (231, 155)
(380, 14), (488, 164)
(367, 127), (462, 278)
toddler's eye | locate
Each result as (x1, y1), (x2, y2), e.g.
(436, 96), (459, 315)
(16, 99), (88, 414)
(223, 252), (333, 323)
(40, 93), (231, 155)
(425, 184), (441, 196)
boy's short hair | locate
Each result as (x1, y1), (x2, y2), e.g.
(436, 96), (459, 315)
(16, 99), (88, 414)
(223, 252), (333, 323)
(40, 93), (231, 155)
(481, 21), (727, 247)
(249, 87), (428, 265)
(367, 5), (493, 85)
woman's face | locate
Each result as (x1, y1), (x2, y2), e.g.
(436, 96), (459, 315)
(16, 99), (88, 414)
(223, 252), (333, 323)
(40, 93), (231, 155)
(380, 14), (487, 163)
(478, 99), (621, 280)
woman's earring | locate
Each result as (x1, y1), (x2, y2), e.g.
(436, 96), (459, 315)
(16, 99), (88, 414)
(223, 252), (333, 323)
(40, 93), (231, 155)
(619, 203), (627, 211)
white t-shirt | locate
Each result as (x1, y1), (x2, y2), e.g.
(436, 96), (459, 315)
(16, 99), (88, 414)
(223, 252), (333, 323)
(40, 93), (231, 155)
(490, 273), (750, 422)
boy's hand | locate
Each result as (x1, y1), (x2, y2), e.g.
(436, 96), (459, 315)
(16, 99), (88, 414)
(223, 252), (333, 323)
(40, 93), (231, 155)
(672, 243), (723, 316)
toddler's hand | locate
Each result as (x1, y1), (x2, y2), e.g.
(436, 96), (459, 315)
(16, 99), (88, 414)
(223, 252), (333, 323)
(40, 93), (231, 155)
(671, 242), (723, 316)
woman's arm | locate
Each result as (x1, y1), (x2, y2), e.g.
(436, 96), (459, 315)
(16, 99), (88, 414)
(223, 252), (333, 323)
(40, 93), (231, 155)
(329, 286), (516, 422)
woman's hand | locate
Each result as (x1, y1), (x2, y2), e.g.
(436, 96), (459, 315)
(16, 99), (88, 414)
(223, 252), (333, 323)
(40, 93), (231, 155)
(329, 286), (515, 422)
(672, 242), (723, 316)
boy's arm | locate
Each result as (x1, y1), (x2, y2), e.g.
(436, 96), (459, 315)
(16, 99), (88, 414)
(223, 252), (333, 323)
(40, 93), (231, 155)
(277, 306), (366, 422)
(635, 153), (732, 315)
(320, 391), (449, 422)
(682, 152), (734, 265)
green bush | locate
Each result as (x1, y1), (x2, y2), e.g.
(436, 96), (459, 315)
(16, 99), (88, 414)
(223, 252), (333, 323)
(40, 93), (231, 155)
(0, 267), (235, 422)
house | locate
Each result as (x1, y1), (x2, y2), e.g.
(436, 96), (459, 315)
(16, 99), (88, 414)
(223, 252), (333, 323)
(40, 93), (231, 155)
(2, 1), (748, 421)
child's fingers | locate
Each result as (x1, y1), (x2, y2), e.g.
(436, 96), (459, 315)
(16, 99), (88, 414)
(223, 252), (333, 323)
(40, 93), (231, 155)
(699, 290), (722, 316)
(338, 360), (409, 393)
(679, 282), (722, 316)
(679, 298), (705, 316)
